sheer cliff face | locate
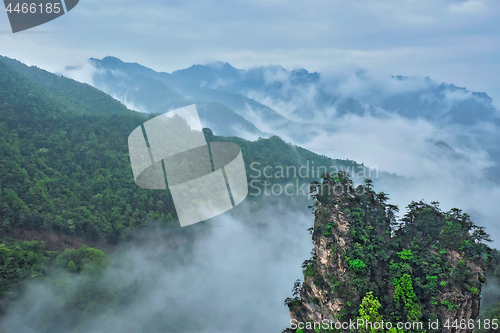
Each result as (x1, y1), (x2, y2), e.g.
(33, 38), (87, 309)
(290, 203), (350, 324)
(286, 175), (488, 333)
(434, 250), (483, 333)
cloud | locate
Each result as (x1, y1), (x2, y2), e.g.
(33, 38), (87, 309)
(109, 92), (148, 113)
(448, 0), (487, 14)
(481, 278), (500, 312)
(326, 70), (432, 101)
(58, 60), (101, 86)
(242, 65), (496, 127)
(303, 116), (500, 248)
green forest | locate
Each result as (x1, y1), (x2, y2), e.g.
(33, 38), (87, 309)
(0, 56), (360, 241)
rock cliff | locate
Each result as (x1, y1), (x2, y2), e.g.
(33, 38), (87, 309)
(285, 173), (488, 333)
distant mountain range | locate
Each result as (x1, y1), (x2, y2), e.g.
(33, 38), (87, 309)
(170, 61), (499, 125)
(65, 56), (500, 184)
(86, 56), (499, 127)
(87, 56), (294, 139)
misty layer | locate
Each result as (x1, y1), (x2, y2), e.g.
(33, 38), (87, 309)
(0, 202), (313, 333)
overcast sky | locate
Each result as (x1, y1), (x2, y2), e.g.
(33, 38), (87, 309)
(1, 0), (499, 105)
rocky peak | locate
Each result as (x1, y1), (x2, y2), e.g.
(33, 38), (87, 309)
(284, 173), (489, 333)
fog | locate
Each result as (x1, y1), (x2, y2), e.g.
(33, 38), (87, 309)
(297, 113), (500, 246)
(237, 67), (500, 249)
(0, 199), (313, 333)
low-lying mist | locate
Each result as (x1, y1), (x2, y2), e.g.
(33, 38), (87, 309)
(0, 199), (313, 333)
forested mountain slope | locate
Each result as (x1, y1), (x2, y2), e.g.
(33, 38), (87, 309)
(1, 56), (133, 116)
(0, 56), (366, 243)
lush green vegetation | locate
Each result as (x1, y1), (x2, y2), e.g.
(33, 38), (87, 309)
(0, 58), (175, 242)
(0, 57), (366, 244)
(0, 56), (133, 116)
(289, 172), (494, 333)
(2, 56), (499, 333)
(0, 55), (373, 323)
(0, 240), (111, 315)
(0, 240), (53, 300)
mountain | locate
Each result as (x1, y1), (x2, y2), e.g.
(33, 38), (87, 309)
(284, 173), (495, 333)
(2, 55), (264, 139)
(92, 57), (291, 122)
(80, 56), (500, 129)
(0, 55), (372, 244)
(75, 58), (500, 190)
(0, 56), (133, 116)
(0, 55), (374, 332)
(86, 56), (292, 138)
(0, 57), (168, 244)
(172, 62), (499, 126)
(171, 62), (321, 100)
(1, 55), (499, 332)
(175, 62), (500, 185)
